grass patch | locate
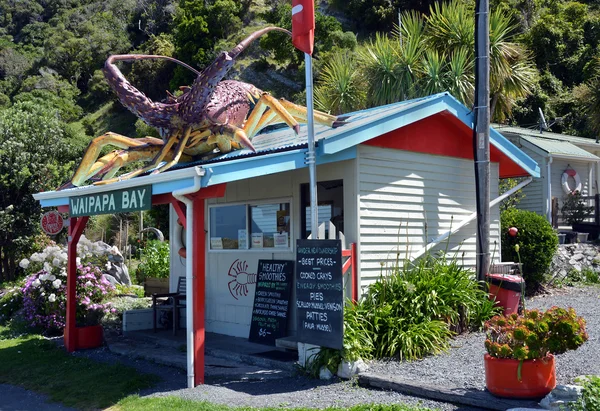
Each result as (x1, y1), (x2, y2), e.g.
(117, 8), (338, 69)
(0, 325), (159, 410)
(111, 396), (434, 411)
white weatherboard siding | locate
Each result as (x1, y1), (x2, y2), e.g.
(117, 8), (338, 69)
(357, 145), (500, 288)
(170, 160), (358, 338)
(513, 148), (545, 216)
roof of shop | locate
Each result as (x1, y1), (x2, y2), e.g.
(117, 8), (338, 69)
(34, 92), (540, 207)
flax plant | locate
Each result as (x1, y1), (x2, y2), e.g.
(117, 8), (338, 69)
(316, 1), (536, 121)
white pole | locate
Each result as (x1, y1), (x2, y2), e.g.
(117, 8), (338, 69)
(172, 166), (204, 388)
(305, 52), (319, 238)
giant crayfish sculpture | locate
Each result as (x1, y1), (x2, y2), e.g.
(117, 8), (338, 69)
(63, 27), (347, 189)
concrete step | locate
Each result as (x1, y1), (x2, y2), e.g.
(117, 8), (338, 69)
(106, 335), (292, 381)
(275, 336), (299, 351)
(117, 331), (298, 373)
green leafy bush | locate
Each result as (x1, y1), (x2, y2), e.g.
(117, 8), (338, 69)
(136, 240), (170, 282)
(561, 191), (594, 225)
(573, 376), (600, 411)
(343, 254), (499, 361)
(501, 208), (558, 293)
(0, 283), (24, 324)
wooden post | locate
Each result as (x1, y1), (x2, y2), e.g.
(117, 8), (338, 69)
(193, 196), (205, 386)
(65, 216), (89, 352)
(595, 194), (600, 225)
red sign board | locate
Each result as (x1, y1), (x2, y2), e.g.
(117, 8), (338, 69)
(41, 211), (64, 235)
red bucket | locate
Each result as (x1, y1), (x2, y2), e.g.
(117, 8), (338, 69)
(487, 273), (524, 315)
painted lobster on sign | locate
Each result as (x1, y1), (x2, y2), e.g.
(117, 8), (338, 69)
(62, 27), (347, 189)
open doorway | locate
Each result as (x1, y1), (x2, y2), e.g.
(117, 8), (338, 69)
(300, 179), (344, 239)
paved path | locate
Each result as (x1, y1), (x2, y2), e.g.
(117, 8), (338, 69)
(0, 384), (75, 411)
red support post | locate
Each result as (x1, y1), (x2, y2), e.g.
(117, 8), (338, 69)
(65, 216), (89, 352)
(351, 243), (358, 302)
(193, 196), (205, 386)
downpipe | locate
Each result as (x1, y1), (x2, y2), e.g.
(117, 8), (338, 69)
(172, 166), (204, 388)
(547, 156), (553, 222)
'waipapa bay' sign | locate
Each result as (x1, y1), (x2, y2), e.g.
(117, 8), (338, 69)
(69, 185), (151, 217)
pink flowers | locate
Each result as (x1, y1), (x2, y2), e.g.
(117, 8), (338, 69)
(21, 263), (115, 333)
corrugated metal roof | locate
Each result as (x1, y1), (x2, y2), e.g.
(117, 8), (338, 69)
(495, 124), (600, 149)
(518, 135), (600, 160)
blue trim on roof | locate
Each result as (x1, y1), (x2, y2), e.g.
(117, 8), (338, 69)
(200, 146), (358, 187)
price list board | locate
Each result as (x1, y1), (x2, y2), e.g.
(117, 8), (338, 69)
(248, 260), (293, 346)
(295, 239), (343, 350)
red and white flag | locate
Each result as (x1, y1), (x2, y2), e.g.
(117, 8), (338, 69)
(292, 0), (315, 55)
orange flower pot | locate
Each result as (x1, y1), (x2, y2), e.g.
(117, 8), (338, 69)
(484, 353), (556, 398)
(75, 325), (104, 350)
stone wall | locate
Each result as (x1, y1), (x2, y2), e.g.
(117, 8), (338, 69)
(549, 243), (600, 283)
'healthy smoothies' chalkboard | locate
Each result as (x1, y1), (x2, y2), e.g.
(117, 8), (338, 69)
(295, 239), (343, 350)
(248, 260), (294, 346)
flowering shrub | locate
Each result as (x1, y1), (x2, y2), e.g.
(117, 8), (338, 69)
(16, 236), (118, 333)
(485, 307), (588, 361)
(21, 264), (115, 332)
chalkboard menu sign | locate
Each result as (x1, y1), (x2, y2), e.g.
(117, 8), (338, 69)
(248, 260), (294, 345)
(295, 239), (343, 350)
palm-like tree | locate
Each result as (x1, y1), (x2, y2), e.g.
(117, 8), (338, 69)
(314, 52), (366, 115)
(315, 1), (536, 120)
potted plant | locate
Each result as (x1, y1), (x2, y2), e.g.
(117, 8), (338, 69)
(137, 240), (170, 296)
(561, 191), (595, 241)
(484, 307), (588, 398)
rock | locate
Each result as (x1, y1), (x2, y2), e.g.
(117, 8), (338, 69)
(539, 384), (583, 410)
(572, 253), (585, 261)
(337, 359), (368, 379)
(106, 252), (131, 285)
(103, 273), (119, 286)
(319, 366), (334, 380)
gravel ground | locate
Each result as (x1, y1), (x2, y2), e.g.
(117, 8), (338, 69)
(64, 285), (598, 410)
(368, 285), (600, 390)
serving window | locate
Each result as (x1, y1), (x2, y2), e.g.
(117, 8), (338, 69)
(209, 200), (291, 251)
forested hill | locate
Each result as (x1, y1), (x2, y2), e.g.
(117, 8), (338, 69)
(2, 0), (600, 139)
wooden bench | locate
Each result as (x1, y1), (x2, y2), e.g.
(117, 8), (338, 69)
(152, 277), (186, 335)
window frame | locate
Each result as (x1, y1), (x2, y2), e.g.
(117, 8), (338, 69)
(207, 197), (293, 253)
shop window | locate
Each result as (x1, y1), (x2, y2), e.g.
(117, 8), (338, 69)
(250, 203), (290, 249)
(209, 204), (246, 249)
(209, 201), (291, 250)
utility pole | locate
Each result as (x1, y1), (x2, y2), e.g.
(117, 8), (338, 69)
(474, 0), (490, 281)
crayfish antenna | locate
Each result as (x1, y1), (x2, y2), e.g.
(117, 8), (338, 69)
(332, 116), (350, 128)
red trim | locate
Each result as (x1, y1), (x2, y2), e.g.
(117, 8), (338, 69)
(171, 200), (187, 230)
(351, 243), (358, 302)
(363, 113), (529, 178)
(65, 216), (89, 352)
(188, 183), (226, 200)
(152, 193), (175, 205)
(193, 196), (205, 386)
(341, 243), (358, 303)
(58, 205), (69, 213)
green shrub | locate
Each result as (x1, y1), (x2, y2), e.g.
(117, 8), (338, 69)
(573, 376), (600, 411)
(342, 254), (498, 361)
(136, 240), (170, 282)
(561, 191), (594, 225)
(501, 208), (558, 293)
(0, 284), (24, 325)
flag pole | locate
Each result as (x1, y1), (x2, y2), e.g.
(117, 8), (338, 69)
(305, 52), (318, 238)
